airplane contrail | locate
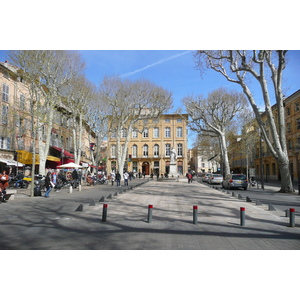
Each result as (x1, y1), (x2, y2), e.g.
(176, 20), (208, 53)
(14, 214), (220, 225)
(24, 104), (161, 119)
(120, 50), (192, 78)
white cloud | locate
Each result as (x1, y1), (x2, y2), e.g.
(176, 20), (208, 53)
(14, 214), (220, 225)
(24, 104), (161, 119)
(120, 50), (192, 78)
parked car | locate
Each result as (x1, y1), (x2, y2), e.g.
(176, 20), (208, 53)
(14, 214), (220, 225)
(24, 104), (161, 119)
(202, 173), (212, 183)
(222, 174), (248, 190)
(208, 174), (223, 185)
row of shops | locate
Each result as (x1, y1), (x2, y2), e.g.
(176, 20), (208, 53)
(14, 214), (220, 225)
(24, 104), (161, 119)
(0, 146), (105, 178)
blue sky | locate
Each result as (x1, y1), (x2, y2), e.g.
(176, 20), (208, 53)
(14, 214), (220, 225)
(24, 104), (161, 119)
(2, 50), (299, 112)
(1, 50), (300, 146)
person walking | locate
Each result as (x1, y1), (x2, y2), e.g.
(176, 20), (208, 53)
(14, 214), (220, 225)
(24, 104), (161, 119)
(111, 171), (115, 186)
(44, 171), (53, 198)
(115, 171), (121, 186)
(123, 171), (129, 186)
(187, 172), (193, 184)
(0, 170), (9, 202)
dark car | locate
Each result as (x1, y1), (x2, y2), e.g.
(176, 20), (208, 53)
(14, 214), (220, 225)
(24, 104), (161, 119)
(222, 174), (248, 190)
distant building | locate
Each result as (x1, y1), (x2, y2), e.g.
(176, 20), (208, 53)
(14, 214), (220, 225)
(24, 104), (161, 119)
(107, 114), (189, 175)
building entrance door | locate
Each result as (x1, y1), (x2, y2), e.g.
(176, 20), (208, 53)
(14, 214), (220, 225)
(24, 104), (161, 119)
(142, 161), (150, 175)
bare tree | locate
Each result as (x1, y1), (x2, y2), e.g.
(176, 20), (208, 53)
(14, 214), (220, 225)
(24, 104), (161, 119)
(183, 88), (248, 176)
(9, 50), (85, 176)
(99, 77), (173, 177)
(63, 75), (95, 165)
(194, 50), (293, 193)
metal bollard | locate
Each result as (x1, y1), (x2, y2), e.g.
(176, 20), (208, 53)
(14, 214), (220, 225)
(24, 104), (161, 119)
(147, 205), (153, 223)
(289, 208), (295, 227)
(102, 204), (108, 222)
(240, 207), (245, 226)
(69, 185), (73, 193)
(193, 206), (198, 224)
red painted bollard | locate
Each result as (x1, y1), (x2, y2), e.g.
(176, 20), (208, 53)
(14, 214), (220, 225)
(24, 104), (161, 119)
(240, 207), (245, 226)
(148, 205), (153, 223)
(193, 206), (198, 224)
(102, 204), (108, 222)
(290, 208), (295, 227)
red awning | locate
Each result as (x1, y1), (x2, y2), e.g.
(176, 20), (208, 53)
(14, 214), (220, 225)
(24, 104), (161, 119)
(51, 146), (74, 158)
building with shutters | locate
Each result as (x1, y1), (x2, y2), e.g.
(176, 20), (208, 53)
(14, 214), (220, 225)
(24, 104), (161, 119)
(107, 113), (189, 176)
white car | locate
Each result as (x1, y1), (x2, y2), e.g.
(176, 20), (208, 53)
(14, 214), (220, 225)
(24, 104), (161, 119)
(202, 173), (212, 182)
(208, 174), (223, 185)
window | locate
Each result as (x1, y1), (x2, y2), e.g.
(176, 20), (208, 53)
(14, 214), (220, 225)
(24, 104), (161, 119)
(143, 144), (148, 157)
(177, 118), (182, 123)
(165, 143), (171, 156)
(2, 105), (8, 124)
(288, 139), (292, 150)
(295, 102), (300, 112)
(0, 136), (10, 149)
(165, 127), (171, 138)
(165, 118), (170, 123)
(132, 145), (137, 158)
(287, 122), (291, 133)
(153, 127), (159, 138)
(111, 145), (116, 158)
(143, 128), (149, 138)
(2, 84), (9, 102)
(297, 119), (300, 130)
(20, 94), (25, 110)
(177, 127), (182, 138)
(154, 144), (159, 156)
(121, 128), (127, 138)
(177, 143), (183, 156)
(132, 128), (138, 138)
(287, 107), (290, 116)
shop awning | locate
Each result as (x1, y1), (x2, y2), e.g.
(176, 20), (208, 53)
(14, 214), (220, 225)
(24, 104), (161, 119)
(0, 158), (24, 167)
(51, 146), (74, 158)
(16, 150), (61, 165)
(46, 155), (61, 162)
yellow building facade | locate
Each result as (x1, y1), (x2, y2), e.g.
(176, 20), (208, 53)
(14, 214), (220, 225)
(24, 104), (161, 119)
(107, 114), (189, 176)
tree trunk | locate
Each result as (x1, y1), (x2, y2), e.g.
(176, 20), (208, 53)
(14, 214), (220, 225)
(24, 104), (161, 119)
(278, 153), (294, 193)
(220, 132), (230, 176)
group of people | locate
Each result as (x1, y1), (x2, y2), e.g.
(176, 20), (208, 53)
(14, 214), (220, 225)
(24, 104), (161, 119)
(110, 171), (130, 186)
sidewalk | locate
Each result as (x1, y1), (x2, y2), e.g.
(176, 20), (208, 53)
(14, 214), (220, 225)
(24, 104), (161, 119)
(0, 179), (299, 249)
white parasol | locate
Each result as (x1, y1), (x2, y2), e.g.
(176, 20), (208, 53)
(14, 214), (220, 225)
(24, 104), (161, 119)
(57, 162), (83, 169)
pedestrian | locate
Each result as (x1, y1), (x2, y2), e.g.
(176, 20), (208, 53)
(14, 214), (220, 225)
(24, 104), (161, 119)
(123, 171), (129, 186)
(116, 171), (121, 186)
(0, 170), (9, 201)
(187, 172), (193, 184)
(44, 171), (53, 198)
(143, 172), (146, 179)
(156, 172), (159, 181)
(111, 171), (115, 186)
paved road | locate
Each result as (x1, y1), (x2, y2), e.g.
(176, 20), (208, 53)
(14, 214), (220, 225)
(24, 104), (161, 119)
(1, 178), (299, 250)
